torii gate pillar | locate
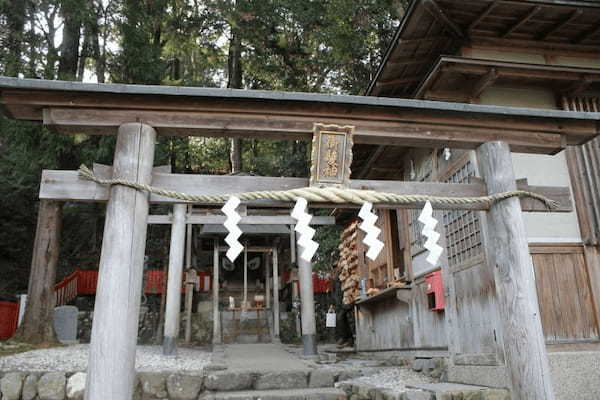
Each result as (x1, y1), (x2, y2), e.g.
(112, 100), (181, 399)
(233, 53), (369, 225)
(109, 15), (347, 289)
(477, 141), (555, 400)
(85, 122), (156, 400)
(298, 245), (317, 356)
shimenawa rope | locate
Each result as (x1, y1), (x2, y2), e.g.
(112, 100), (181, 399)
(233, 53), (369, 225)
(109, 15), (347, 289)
(77, 164), (559, 210)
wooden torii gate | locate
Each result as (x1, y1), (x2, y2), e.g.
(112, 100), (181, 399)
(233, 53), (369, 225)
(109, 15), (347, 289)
(1, 77), (599, 400)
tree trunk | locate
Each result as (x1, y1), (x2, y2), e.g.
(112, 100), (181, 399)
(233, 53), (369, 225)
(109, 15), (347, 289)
(228, 16), (243, 173)
(58, 1), (83, 80)
(87, 0), (105, 82)
(4, 0), (26, 77)
(15, 200), (63, 344)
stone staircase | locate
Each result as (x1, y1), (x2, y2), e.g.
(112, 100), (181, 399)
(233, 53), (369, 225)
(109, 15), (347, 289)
(200, 369), (347, 400)
(221, 309), (271, 344)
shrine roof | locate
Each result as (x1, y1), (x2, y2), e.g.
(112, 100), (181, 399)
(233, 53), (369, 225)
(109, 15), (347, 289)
(367, 0), (600, 98)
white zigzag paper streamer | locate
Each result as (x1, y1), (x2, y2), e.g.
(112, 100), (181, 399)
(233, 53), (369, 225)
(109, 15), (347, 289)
(358, 202), (384, 261)
(291, 198), (319, 262)
(222, 196), (243, 262)
(418, 201), (444, 266)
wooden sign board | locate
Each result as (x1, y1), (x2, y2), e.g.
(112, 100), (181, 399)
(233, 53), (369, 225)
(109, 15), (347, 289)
(310, 123), (355, 187)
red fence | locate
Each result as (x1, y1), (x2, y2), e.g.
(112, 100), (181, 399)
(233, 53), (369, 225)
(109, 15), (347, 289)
(53, 269), (213, 305)
(77, 270), (98, 294)
(0, 301), (19, 340)
(144, 270), (213, 293)
(54, 271), (79, 306)
(282, 270), (332, 293)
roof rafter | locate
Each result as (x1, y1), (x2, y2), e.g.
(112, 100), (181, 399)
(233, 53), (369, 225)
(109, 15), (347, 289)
(469, 1), (500, 32)
(503, 5), (543, 37)
(576, 24), (600, 44)
(423, 0), (465, 38)
(538, 9), (583, 40)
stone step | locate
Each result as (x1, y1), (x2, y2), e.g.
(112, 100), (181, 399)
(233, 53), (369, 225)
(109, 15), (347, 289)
(221, 320), (268, 329)
(222, 334), (271, 344)
(204, 369), (340, 392)
(200, 387), (347, 399)
(405, 383), (510, 399)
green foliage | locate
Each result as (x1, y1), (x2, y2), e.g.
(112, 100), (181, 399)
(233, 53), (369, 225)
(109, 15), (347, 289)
(312, 223), (343, 273)
(0, 0), (404, 297)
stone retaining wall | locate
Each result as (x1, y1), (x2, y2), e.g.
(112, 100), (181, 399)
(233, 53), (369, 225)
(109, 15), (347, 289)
(0, 368), (354, 400)
(76, 307), (213, 346)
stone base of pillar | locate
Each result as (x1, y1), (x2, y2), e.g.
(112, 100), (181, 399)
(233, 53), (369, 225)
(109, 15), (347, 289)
(162, 336), (176, 356)
(302, 334), (317, 356)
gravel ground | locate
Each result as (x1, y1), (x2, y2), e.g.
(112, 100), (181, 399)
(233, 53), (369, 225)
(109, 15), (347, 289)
(340, 366), (436, 393)
(0, 344), (211, 372)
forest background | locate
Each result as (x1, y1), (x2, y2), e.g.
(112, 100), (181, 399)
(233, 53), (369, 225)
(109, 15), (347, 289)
(0, 0), (406, 299)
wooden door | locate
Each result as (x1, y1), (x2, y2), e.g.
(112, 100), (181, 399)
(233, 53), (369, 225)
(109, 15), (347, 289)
(531, 244), (600, 343)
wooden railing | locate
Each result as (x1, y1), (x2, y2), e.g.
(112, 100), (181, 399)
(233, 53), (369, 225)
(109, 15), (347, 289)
(54, 271), (79, 306)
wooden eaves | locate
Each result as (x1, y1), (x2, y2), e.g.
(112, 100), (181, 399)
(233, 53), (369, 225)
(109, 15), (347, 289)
(367, 0), (600, 98)
(0, 77), (598, 155)
(414, 56), (600, 102)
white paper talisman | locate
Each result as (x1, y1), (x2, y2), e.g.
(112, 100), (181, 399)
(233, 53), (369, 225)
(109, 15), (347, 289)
(326, 312), (336, 328)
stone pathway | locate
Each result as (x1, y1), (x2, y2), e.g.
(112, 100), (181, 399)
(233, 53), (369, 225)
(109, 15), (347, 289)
(223, 343), (309, 371)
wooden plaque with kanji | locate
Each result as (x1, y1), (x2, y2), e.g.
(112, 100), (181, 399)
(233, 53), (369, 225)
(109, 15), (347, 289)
(310, 123), (354, 187)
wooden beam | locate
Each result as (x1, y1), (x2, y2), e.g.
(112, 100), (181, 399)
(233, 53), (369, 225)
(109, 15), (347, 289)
(422, 90), (472, 103)
(441, 62), (600, 83)
(218, 246), (274, 253)
(538, 9), (583, 40)
(469, 36), (600, 58)
(503, 6), (542, 37)
(468, 1), (499, 32)
(387, 58), (432, 68)
(86, 123), (156, 400)
(41, 107), (580, 154)
(39, 169), (573, 212)
(423, 0), (465, 38)
(147, 214), (335, 225)
(477, 141), (555, 399)
(355, 145), (387, 179)
(471, 68), (498, 100)
(375, 76), (423, 87)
